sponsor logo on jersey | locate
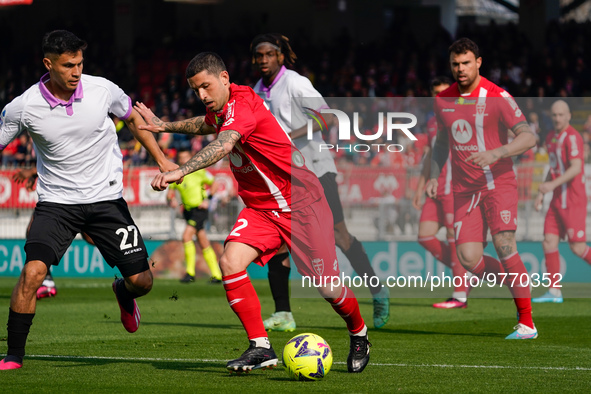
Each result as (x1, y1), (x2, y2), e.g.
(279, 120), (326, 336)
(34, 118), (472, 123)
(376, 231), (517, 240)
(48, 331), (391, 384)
(515, 109), (522, 117)
(0, 109), (5, 127)
(312, 258), (324, 276)
(229, 152), (243, 167)
(549, 152), (557, 169)
(333, 259), (338, 272)
(451, 119), (473, 144)
(455, 97), (477, 105)
(567, 228), (574, 239)
(500, 210), (511, 224)
(442, 108), (455, 112)
(226, 100), (235, 119)
(577, 230), (585, 239)
(453, 144), (478, 151)
(570, 135), (579, 156)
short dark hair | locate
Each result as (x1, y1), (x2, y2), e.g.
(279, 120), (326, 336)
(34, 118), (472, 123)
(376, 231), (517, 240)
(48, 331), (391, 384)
(185, 52), (227, 79)
(42, 30), (87, 56)
(448, 38), (480, 59)
(430, 76), (453, 91)
(250, 33), (297, 67)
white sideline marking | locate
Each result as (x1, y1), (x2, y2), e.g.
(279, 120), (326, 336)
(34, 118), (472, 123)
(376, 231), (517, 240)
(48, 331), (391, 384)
(26, 355), (591, 371)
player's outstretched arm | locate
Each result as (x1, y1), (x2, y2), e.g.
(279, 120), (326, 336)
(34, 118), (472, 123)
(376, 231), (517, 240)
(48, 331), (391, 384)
(134, 102), (216, 135)
(125, 109), (178, 173)
(151, 130), (241, 191)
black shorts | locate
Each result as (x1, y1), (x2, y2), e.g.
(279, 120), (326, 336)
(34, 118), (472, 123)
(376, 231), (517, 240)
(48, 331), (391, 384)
(25, 198), (149, 277)
(183, 207), (209, 230)
(318, 172), (344, 225)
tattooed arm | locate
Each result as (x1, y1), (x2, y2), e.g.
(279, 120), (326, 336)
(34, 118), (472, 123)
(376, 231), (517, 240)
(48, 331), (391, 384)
(151, 130), (242, 191)
(134, 102), (216, 135)
(465, 121), (536, 168)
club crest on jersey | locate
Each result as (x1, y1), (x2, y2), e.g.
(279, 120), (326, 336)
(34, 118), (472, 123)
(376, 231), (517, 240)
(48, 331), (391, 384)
(500, 210), (511, 225)
(292, 151), (305, 167)
(476, 103), (486, 115)
(451, 119), (473, 144)
(312, 258), (324, 276)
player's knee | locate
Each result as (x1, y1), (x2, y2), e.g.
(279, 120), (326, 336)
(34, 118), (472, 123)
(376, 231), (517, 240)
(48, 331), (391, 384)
(456, 249), (479, 269)
(569, 242), (587, 257)
(218, 253), (235, 275)
(127, 270), (153, 295)
(22, 261), (48, 286)
(542, 238), (556, 252)
(318, 286), (340, 300)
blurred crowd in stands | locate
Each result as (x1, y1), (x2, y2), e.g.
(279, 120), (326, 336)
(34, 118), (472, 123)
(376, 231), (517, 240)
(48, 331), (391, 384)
(2, 20), (591, 169)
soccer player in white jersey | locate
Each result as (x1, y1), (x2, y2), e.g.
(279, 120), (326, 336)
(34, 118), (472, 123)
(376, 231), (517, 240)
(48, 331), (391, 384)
(426, 38), (538, 339)
(250, 33), (390, 330)
(533, 100), (591, 303)
(0, 30), (177, 370)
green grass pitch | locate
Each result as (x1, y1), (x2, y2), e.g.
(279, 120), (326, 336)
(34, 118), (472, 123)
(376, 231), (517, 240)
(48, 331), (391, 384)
(1, 278), (590, 392)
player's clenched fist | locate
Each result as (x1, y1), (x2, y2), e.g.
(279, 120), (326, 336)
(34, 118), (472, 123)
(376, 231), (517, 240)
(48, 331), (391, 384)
(425, 179), (439, 199)
(152, 169), (183, 191)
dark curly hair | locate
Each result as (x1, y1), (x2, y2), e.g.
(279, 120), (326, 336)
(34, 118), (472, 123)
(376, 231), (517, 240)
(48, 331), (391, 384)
(250, 33), (297, 67)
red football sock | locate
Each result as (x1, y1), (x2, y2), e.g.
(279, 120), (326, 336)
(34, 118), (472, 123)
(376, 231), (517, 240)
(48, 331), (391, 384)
(327, 287), (365, 334)
(223, 271), (267, 340)
(501, 252), (533, 329)
(544, 249), (561, 288)
(469, 255), (506, 283)
(581, 246), (591, 266)
(419, 236), (452, 268)
(448, 240), (467, 293)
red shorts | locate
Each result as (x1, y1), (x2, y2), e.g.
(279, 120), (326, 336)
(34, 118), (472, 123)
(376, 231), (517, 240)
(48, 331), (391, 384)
(544, 203), (587, 242)
(225, 197), (340, 279)
(419, 194), (454, 230)
(453, 186), (518, 245)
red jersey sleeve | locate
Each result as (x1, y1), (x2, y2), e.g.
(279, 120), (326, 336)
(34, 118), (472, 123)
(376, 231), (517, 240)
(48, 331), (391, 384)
(498, 91), (527, 129)
(218, 98), (257, 143)
(565, 129), (584, 162)
(204, 111), (216, 127)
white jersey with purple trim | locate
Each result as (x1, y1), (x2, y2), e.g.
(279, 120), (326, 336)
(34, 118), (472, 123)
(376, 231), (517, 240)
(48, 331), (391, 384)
(254, 66), (337, 178)
(0, 73), (132, 204)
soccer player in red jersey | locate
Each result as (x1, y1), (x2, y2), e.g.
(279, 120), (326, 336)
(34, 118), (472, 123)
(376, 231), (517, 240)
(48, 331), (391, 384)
(533, 100), (590, 303)
(135, 52), (371, 373)
(426, 38), (538, 339)
(414, 76), (469, 309)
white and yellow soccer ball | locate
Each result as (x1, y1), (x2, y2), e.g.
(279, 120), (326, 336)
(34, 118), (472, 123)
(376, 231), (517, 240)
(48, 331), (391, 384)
(282, 333), (333, 381)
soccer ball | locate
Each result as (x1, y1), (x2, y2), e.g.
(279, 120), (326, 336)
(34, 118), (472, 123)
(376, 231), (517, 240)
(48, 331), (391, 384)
(282, 333), (333, 381)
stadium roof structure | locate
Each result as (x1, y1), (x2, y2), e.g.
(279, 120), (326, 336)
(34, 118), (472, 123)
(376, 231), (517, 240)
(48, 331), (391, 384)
(456, 0), (519, 23)
(457, 0), (591, 23)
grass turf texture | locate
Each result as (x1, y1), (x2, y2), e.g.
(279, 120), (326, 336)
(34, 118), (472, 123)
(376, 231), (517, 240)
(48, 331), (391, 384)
(1, 278), (590, 393)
